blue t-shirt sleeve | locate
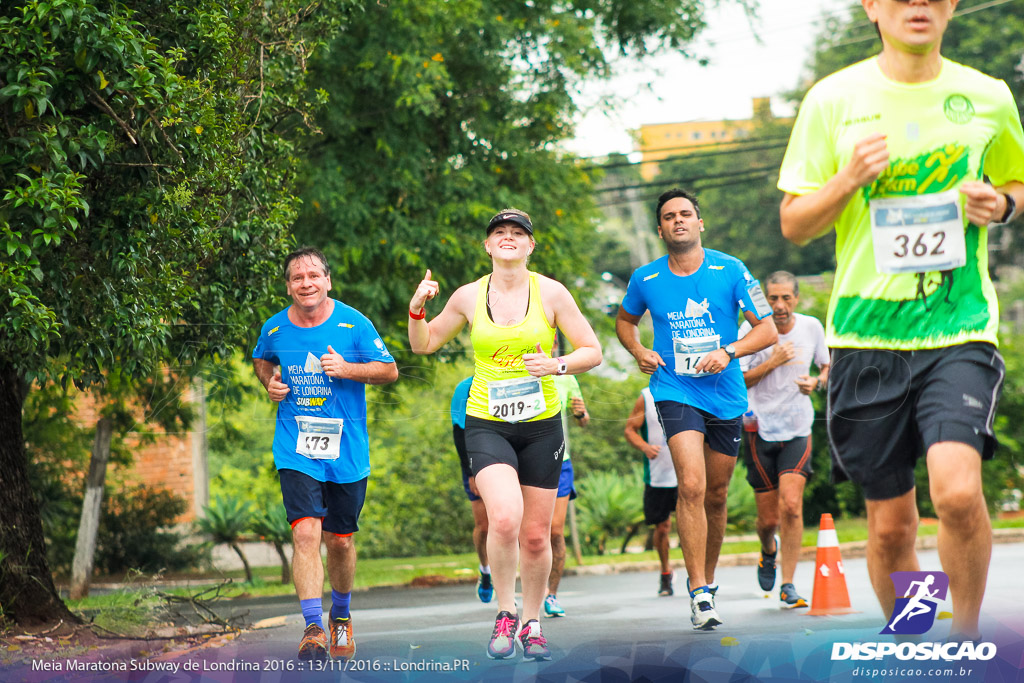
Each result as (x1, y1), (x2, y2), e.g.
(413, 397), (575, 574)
(252, 320), (277, 362)
(621, 271), (647, 317)
(349, 314), (395, 364)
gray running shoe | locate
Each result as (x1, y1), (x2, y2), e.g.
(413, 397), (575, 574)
(779, 582), (808, 609)
(758, 534), (779, 592)
(519, 619), (551, 661)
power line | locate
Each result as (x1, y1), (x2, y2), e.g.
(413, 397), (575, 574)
(574, 132), (791, 162)
(594, 170), (776, 209)
(586, 140), (788, 172)
(593, 163), (781, 195)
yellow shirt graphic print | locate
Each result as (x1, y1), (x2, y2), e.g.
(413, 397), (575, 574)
(779, 57), (1024, 350)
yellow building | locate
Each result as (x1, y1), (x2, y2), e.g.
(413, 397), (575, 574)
(635, 97), (784, 180)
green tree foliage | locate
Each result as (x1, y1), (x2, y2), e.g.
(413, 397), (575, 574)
(293, 0), (754, 351)
(94, 484), (205, 575)
(649, 116), (837, 280)
(0, 0), (343, 623)
(21, 377), (200, 575)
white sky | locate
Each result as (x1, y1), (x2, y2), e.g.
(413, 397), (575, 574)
(564, 0), (859, 158)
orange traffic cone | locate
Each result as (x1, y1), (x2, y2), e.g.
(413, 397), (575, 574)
(807, 513), (857, 616)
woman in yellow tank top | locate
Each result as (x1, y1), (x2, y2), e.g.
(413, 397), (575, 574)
(408, 208), (602, 661)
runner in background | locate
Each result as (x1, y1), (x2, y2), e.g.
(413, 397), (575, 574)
(616, 188), (777, 630)
(624, 387), (678, 597)
(544, 363), (590, 617)
(738, 271), (829, 609)
(451, 376), (493, 603)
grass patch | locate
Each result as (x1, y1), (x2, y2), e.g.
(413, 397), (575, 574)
(66, 515), (1022, 609)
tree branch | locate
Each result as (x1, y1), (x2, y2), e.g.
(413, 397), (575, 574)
(86, 87), (137, 145)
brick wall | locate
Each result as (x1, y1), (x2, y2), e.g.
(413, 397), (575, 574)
(70, 384), (200, 523)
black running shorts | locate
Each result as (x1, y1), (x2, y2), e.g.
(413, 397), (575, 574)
(827, 342), (1003, 500)
(743, 434), (813, 492)
(655, 400), (742, 457)
(463, 414), (565, 489)
(643, 484), (678, 525)
(278, 469), (367, 535)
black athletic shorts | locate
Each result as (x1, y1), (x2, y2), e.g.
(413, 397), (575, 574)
(463, 414), (565, 489)
(828, 342), (1003, 500)
(743, 433), (813, 492)
(452, 425), (482, 502)
(644, 484), (678, 525)
(655, 400), (742, 457)
(278, 469), (367, 535)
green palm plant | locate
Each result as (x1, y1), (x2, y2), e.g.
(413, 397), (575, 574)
(575, 466), (645, 555)
(197, 494), (254, 583)
(251, 505), (293, 584)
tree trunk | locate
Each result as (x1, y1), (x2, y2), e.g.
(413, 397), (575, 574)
(230, 542), (253, 583)
(0, 361), (78, 625)
(69, 417), (114, 600)
(620, 523), (643, 556)
(273, 542), (290, 585)
(567, 500), (583, 566)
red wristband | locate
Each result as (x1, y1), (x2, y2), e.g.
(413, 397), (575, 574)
(409, 308), (426, 320)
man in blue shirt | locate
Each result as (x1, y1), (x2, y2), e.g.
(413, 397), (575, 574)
(252, 247), (398, 661)
(616, 189), (776, 630)
(450, 376), (494, 603)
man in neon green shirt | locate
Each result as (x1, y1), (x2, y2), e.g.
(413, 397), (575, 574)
(778, 0), (1024, 641)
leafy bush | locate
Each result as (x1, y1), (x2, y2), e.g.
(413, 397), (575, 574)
(198, 494), (254, 582)
(251, 504), (292, 584)
(725, 460), (757, 533)
(575, 466), (645, 555)
(95, 484), (205, 575)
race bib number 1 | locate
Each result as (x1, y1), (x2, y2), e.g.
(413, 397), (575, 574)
(295, 417), (343, 460)
(488, 376), (544, 422)
(870, 190), (967, 274)
(674, 335), (721, 376)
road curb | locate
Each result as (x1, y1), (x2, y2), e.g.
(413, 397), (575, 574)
(565, 527), (1024, 577)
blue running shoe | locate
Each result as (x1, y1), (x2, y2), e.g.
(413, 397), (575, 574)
(686, 578), (719, 596)
(543, 594), (565, 617)
(477, 571), (493, 603)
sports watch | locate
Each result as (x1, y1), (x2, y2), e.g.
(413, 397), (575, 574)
(996, 192), (1017, 224)
(556, 357), (568, 375)
(724, 344), (737, 361)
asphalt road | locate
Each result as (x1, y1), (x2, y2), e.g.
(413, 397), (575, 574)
(169, 542), (1024, 682)
(7, 543), (1023, 682)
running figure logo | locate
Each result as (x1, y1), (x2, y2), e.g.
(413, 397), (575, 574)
(684, 298), (715, 324)
(880, 571), (949, 635)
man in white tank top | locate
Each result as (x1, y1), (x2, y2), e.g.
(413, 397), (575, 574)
(625, 387), (678, 597)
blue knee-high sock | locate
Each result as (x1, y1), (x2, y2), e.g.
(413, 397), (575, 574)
(300, 598), (323, 629)
(331, 590), (352, 621)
